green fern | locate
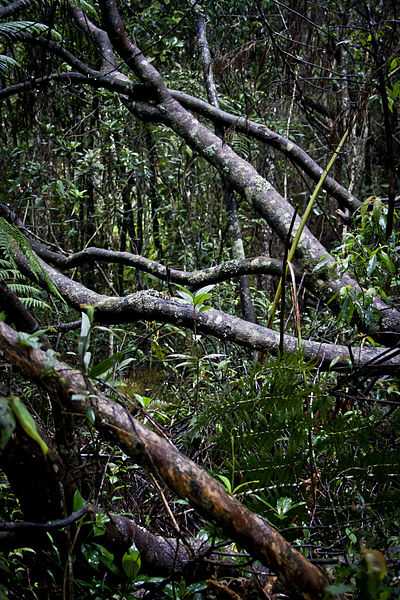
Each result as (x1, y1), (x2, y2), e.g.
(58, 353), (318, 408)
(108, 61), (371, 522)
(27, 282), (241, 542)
(0, 21), (61, 42)
(8, 283), (50, 310)
(0, 260), (50, 312)
(20, 296), (50, 310)
(0, 268), (22, 280)
(0, 54), (18, 73)
(0, 217), (63, 302)
(0, 258), (25, 280)
(0, 217), (46, 279)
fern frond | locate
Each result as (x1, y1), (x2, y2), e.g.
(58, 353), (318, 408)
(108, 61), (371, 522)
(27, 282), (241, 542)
(0, 21), (61, 42)
(0, 259), (51, 312)
(0, 217), (42, 279)
(0, 218), (64, 302)
(0, 54), (18, 73)
(0, 259), (25, 279)
(0, 269), (22, 280)
(8, 282), (43, 296)
(0, 0), (30, 6)
(21, 297), (50, 310)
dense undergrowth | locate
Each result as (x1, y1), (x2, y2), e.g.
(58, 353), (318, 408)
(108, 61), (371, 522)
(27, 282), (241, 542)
(1, 218), (400, 597)
(0, 0), (400, 598)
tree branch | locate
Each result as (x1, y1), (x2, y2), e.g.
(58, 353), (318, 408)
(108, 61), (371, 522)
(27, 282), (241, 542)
(100, 1), (400, 344)
(170, 89), (360, 212)
(0, 319), (328, 598)
(33, 245), (286, 288)
(70, 6), (126, 77)
(8, 245), (400, 372)
(0, 418), (244, 582)
(0, 506), (88, 531)
(1, 6), (398, 338)
(0, 202), (397, 369)
(0, 65), (359, 213)
(192, 3), (256, 323)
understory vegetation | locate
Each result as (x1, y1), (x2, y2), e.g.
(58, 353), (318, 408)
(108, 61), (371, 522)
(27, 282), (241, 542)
(0, 0), (399, 599)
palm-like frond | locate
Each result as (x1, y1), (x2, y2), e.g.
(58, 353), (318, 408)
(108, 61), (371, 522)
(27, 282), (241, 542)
(0, 259), (51, 312)
(0, 20), (61, 41)
(0, 217), (62, 301)
(0, 53), (18, 72)
(8, 282), (50, 310)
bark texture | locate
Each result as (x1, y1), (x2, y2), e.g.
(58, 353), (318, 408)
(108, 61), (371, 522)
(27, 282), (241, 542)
(0, 320), (328, 598)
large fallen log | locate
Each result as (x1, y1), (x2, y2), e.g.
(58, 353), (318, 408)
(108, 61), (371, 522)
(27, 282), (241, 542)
(0, 320), (328, 598)
(12, 252), (400, 372)
(0, 227), (398, 371)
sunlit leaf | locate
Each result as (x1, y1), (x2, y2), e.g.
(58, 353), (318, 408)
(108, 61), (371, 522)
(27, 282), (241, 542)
(122, 543), (141, 579)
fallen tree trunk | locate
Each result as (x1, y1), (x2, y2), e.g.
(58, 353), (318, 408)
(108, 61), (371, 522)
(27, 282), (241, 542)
(97, 0), (400, 339)
(0, 206), (397, 370)
(1, 229), (398, 370)
(0, 320), (328, 598)
(0, 414), (248, 583)
(11, 252), (400, 372)
(2, 3), (397, 336)
(3, 201), (400, 349)
(169, 89), (361, 212)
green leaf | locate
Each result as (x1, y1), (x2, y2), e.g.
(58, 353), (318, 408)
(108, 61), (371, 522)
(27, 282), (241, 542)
(72, 488), (86, 512)
(122, 543), (141, 579)
(275, 496), (305, 517)
(380, 251), (395, 273)
(175, 290), (193, 303)
(232, 479), (259, 495)
(215, 474), (232, 494)
(17, 331), (42, 349)
(0, 54), (18, 73)
(186, 581), (208, 594)
(312, 256), (331, 273)
(194, 284), (215, 297)
(134, 393), (153, 409)
(116, 357), (135, 372)
(329, 354), (350, 369)
(0, 398), (16, 451)
(345, 527), (357, 544)
(92, 543), (120, 574)
(0, 218), (64, 302)
(79, 311), (92, 367)
(86, 407), (96, 425)
(199, 304), (211, 312)
(276, 496), (292, 516)
(80, 311), (91, 340)
(93, 513), (110, 537)
(253, 494), (275, 512)
(10, 396), (48, 455)
(367, 253), (377, 276)
(0, 21), (61, 42)
(193, 292), (211, 306)
(82, 543), (101, 570)
(83, 351), (91, 372)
